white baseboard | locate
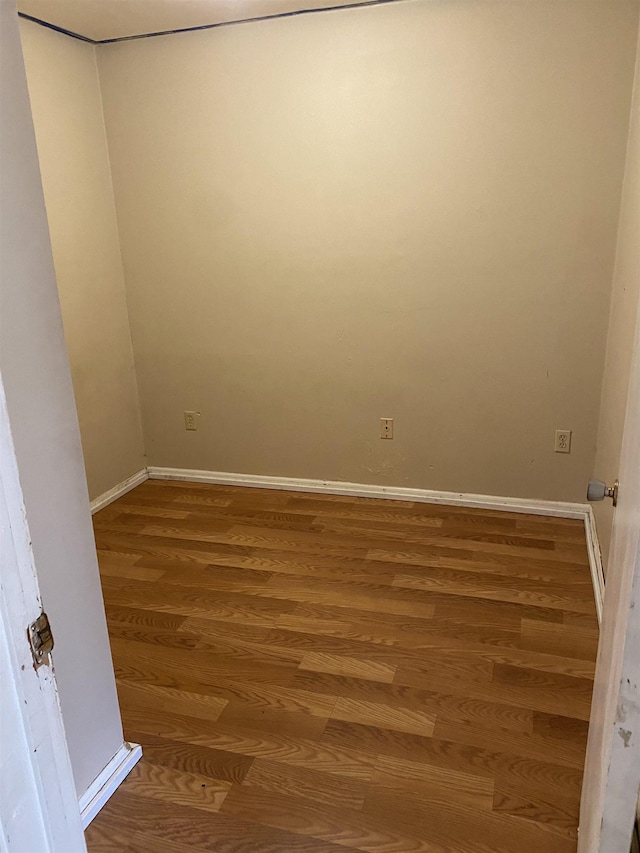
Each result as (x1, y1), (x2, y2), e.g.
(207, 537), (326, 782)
(90, 468), (149, 514)
(79, 741), (142, 829)
(584, 506), (605, 624)
(147, 466), (589, 519)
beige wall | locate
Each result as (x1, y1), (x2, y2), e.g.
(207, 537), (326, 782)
(97, 0), (638, 502)
(20, 19), (145, 501)
(593, 24), (640, 566)
(2, 5), (124, 797)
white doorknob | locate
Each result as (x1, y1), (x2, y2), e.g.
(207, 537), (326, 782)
(587, 479), (619, 507)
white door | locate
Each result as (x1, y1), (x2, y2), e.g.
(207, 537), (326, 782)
(579, 292), (640, 852)
(0, 380), (87, 853)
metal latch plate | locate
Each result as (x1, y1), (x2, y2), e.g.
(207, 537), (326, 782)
(28, 612), (54, 667)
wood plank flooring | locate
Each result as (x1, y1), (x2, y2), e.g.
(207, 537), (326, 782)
(86, 480), (598, 853)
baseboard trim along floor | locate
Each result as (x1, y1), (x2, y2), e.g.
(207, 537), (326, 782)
(148, 466), (589, 517)
(79, 741), (142, 829)
(584, 506), (605, 623)
(90, 468), (149, 514)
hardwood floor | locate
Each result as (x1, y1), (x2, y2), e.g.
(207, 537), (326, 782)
(86, 480), (598, 853)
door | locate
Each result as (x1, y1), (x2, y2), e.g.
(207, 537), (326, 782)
(579, 293), (640, 852)
(0, 380), (87, 852)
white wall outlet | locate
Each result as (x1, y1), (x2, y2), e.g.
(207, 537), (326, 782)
(380, 417), (394, 439)
(184, 411), (199, 431)
(554, 429), (571, 453)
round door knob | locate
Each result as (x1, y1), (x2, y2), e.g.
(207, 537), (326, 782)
(587, 479), (618, 507)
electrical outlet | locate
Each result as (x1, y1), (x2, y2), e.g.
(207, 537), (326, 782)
(380, 418), (394, 439)
(184, 411), (199, 431)
(554, 429), (571, 453)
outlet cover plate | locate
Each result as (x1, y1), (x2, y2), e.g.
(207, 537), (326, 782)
(380, 418), (394, 440)
(554, 429), (571, 453)
(184, 411), (199, 431)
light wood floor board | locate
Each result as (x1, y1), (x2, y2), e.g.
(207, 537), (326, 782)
(86, 480), (597, 852)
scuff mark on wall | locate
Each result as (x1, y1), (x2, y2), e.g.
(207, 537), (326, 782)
(619, 728), (633, 747)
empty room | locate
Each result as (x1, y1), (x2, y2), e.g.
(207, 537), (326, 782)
(2, 0), (640, 851)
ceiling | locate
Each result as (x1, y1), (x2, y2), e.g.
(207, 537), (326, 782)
(17, 0), (383, 42)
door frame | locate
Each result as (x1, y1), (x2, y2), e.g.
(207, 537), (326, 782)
(579, 307), (640, 850)
(0, 377), (87, 852)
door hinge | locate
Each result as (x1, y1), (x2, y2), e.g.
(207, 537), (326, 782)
(28, 612), (54, 668)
